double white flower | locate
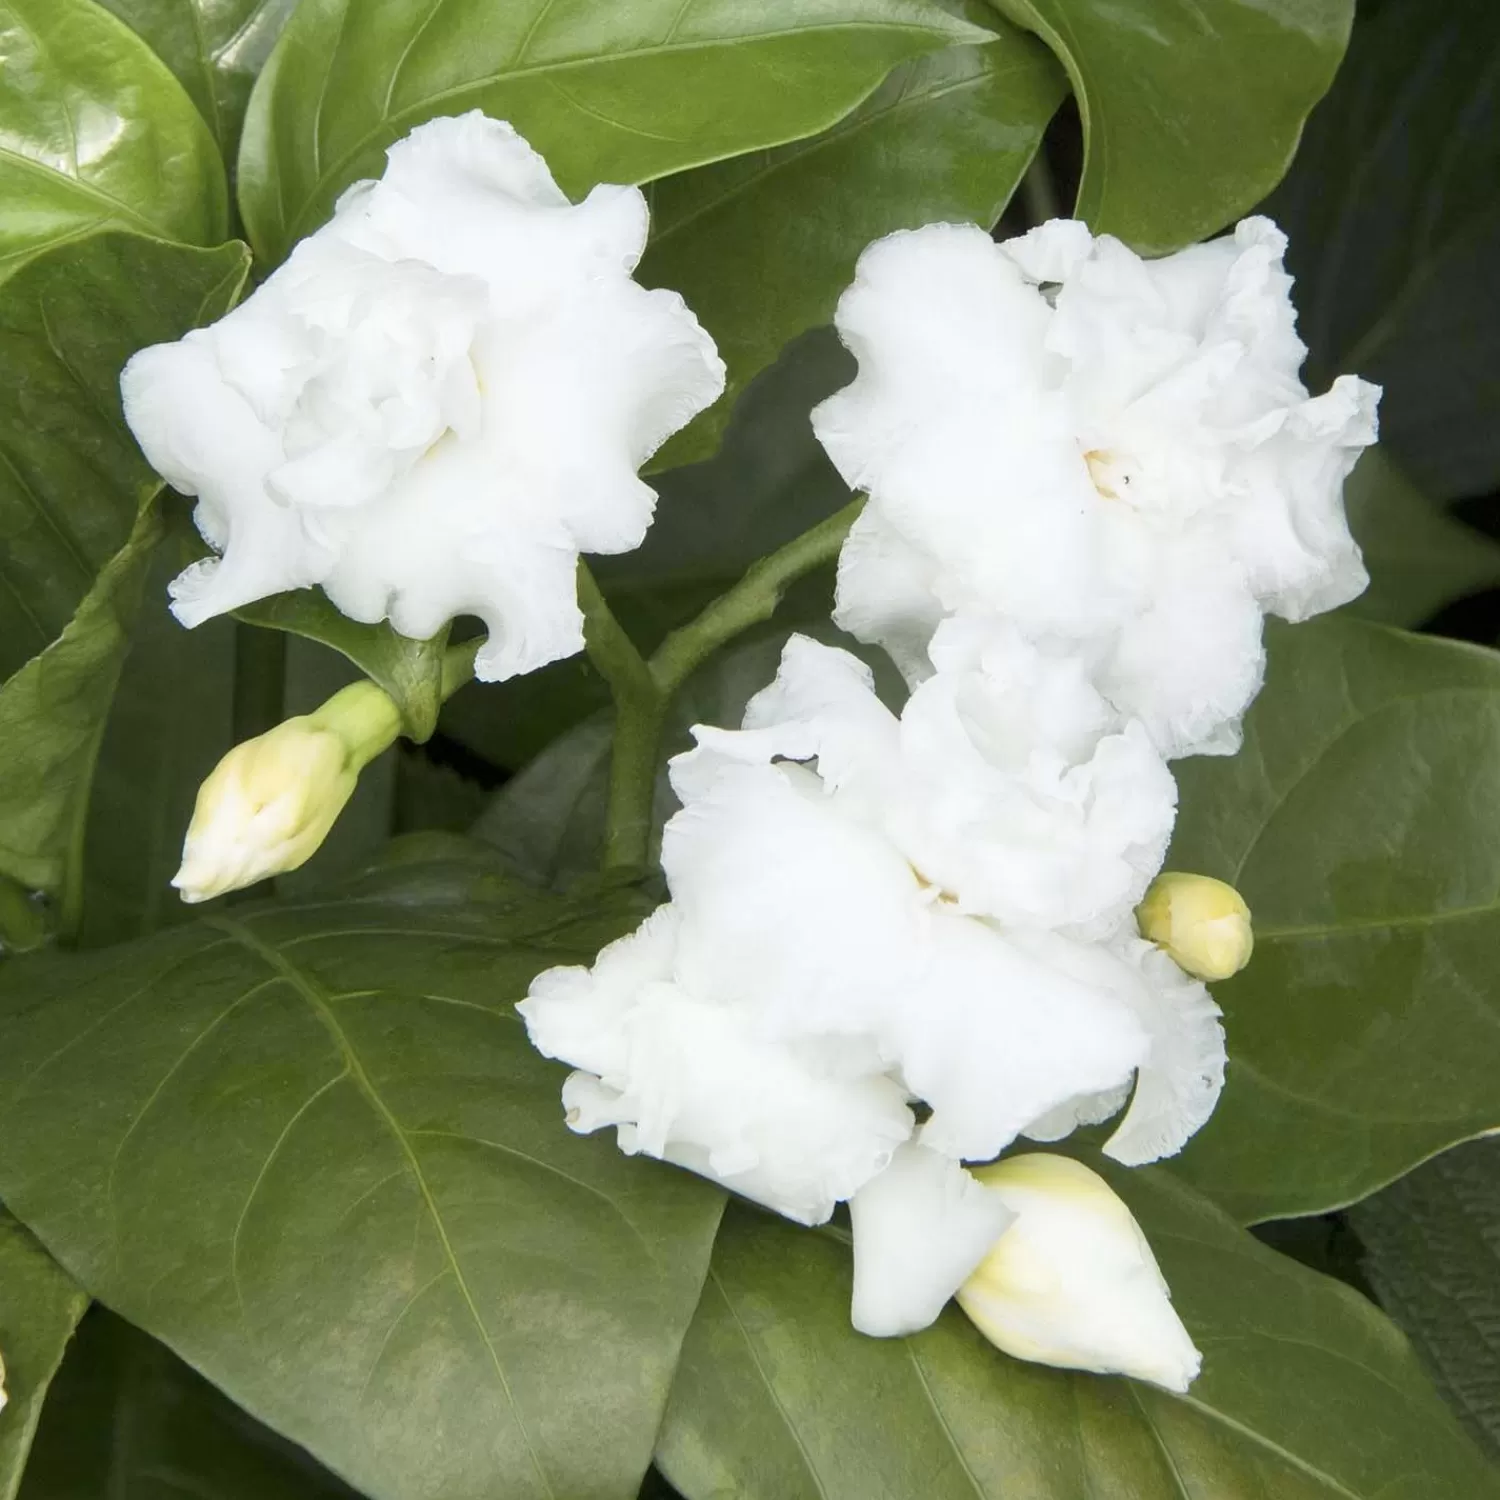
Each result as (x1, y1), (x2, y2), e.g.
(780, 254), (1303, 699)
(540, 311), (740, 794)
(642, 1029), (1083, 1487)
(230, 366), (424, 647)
(123, 113), (724, 682)
(524, 212), (1378, 1387)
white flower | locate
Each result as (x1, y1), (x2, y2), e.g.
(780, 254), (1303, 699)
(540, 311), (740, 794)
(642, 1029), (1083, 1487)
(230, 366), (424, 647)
(710, 627), (1177, 937)
(122, 112), (725, 682)
(849, 1144), (1014, 1337)
(813, 216), (1379, 756)
(957, 1154), (1202, 1392)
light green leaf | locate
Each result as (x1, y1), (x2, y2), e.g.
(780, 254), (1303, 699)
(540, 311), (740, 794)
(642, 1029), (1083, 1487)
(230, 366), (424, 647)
(0, 1211), (88, 1500)
(0, 233), (250, 677)
(92, 0), (298, 160)
(1343, 448), (1500, 627)
(639, 19), (1065, 467)
(1351, 1136), (1500, 1460)
(657, 1166), (1500, 1500)
(17, 1308), (359, 1500)
(0, 845), (725, 1500)
(0, 506), (162, 899)
(1167, 616), (1500, 1223)
(0, 0), (228, 279)
(987, 0), (1354, 253)
(236, 0), (991, 265)
(78, 545), (236, 948)
(1269, 0), (1500, 500)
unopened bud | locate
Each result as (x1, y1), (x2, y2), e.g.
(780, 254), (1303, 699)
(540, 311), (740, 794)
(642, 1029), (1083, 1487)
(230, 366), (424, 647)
(957, 1153), (1201, 1392)
(173, 681), (400, 903)
(1137, 872), (1253, 981)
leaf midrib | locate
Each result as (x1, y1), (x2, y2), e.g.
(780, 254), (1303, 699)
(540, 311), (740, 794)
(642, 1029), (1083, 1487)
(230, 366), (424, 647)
(0, 147), (167, 242)
(207, 914), (559, 1500)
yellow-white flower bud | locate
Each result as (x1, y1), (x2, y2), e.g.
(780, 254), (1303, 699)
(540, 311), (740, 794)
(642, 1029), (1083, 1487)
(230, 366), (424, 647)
(1136, 872), (1253, 981)
(173, 681), (401, 903)
(956, 1154), (1202, 1392)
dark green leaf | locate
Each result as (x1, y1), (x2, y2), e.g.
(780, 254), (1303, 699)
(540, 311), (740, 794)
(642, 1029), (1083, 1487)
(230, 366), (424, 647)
(0, 0), (228, 277)
(1343, 448), (1500, 627)
(1351, 1136), (1500, 1460)
(988, 0), (1354, 253)
(0, 846), (724, 1500)
(1270, 0), (1500, 499)
(236, 0), (991, 265)
(640, 20), (1065, 466)
(658, 1167), (1500, 1500)
(92, 0), (298, 160)
(79, 545), (236, 948)
(0, 1211), (87, 1500)
(1167, 616), (1500, 1222)
(0, 234), (250, 677)
(18, 1308), (359, 1500)
(0, 507), (161, 897)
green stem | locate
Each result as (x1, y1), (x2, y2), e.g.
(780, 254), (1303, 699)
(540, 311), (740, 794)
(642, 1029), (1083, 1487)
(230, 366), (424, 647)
(577, 562), (668, 873)
(576, 498), (865, 875)
(650, 499), (863, 694)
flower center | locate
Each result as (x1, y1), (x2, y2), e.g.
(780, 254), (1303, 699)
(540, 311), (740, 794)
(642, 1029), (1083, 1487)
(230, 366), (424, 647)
(1084, 448), (1132, 502)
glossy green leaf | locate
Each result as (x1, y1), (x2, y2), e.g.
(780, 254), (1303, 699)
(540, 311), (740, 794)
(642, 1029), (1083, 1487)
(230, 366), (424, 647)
(1269, 0), (1500, 500)
(640, 20), (1064, 466)
(92, 0), (298, 159)
(1343, 448), (1500, 627)
(658, 1166), (1498, 1500)
(0, 234), (250, 679)
(18, 1308), (359, 1500)
(1351, 1136), (1500, 1459)
(78, 546), (236, 948)
(234, 589), (449, 741)
(0, 845), (724, 1500)
(0, 0), (228, 278)
(0, 1211), (88, 1500)
(236, 0), (990, 265)
(0, 506), (161, 899)
(1167, 616), (1500, 1223)
(987, 0), (1353, 253)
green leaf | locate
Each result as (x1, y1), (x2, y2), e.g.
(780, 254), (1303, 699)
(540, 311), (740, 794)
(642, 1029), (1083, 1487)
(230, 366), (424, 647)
(234, 589), (449, 741)
(0, 506), (162, 899)
(0, 233), (250, 677)
(92, 0), (299, 160)
(18, 1308), (359, 1500)
(0, 1211), (88, 1500)
(0, 0), (228, 279)
(1166, 616), (1500, 1223)
(1269, 0), (1500, 500)
(78, 545), (236, 948)
(236, 0), (991, 265)
(1351, 1136), (1500, 1460)
(0, 846), (725, 1500)
(987, 0), (1354, 253)
(657, 1167), (1500, 1500)
(1343, 448), (1500, 627)
(639, 19), (1065, 467)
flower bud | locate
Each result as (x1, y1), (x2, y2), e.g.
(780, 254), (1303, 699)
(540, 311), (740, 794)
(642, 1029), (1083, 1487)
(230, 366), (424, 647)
(173, 681), (401, 903)
(956, 1153), (1201, 1392)
(1136, 872), (1253, 981)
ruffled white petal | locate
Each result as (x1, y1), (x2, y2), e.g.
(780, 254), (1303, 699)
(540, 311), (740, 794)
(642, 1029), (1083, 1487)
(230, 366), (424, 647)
(849, 1144), (1014, 1337)
(121, 111), (725, 681)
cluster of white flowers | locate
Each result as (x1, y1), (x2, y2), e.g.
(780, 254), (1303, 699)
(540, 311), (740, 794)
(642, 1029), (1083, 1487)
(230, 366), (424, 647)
(522, 213), (1379, 1382)
(122, 114), (1377, 1391)
(123, 112), (724, 683)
